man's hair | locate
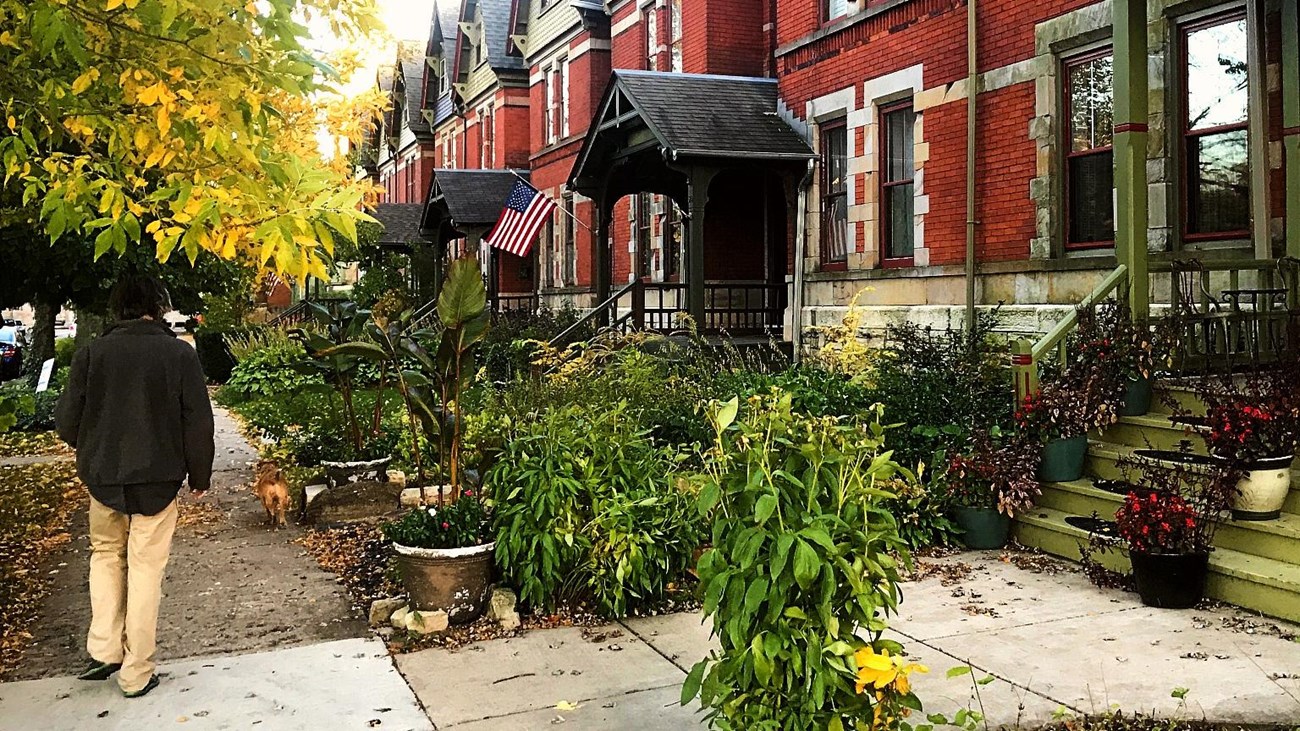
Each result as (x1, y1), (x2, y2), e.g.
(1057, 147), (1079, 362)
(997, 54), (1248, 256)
(109, 275), (171, 321)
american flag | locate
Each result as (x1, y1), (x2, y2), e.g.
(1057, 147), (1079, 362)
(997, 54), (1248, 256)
(485, 180), (555, 257)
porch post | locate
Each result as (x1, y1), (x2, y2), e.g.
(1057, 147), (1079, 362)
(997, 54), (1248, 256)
(1283, 0), (1300, 261)
(1246, 0), (1271, 259)
(1113, 0), (1149, 321)
(487, 248), (500, 311)
(594, 192), (612, 305)
(685, 167), (717, 327)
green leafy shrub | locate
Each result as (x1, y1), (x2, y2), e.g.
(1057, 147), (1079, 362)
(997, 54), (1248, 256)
(865, 314), (1011, 474)
(479, 304), (586, 383)
(382, 491), (487, 549)
(682, 391), (922, 729)
(54, 338), (78, 369)
(0, 369), (66, 432)
(222, 339), (320, 403)
(489, 402), (703, 617)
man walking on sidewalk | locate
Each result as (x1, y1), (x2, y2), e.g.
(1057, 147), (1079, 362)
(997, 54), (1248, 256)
(55, 275), (214, 698)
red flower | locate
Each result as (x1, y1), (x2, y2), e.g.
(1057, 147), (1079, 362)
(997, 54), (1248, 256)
(441, 522), (450, 529)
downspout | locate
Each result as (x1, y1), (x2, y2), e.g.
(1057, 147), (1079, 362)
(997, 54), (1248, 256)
(964, 0), (978, 336)
(791, 157), (815, 363)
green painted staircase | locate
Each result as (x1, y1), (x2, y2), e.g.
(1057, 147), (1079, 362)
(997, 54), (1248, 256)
(1013, 382), (1300, 623)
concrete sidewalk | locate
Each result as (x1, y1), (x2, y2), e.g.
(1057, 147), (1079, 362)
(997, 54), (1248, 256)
(0, 638), (431, 731)
(397, 553), (1300, 729)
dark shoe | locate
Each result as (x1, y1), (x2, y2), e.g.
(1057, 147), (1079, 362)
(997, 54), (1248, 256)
(77, 659), (121, 681)
(122, 675), (160, 698)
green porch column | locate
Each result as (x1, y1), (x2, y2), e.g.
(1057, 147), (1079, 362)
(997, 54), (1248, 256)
(594, 195), (612, 305)
(1113, 0), (1149, 320)
(685, 168), (718, 327)
(1284, 0), (1300, 261)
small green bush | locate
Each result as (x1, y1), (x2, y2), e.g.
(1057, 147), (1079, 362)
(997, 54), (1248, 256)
(683, 392), (921, 729)
(489, 402), (703, 617)
(0, 369), (66, 432)
(54, 338), (78, 369)
(222, 339), (320, 403)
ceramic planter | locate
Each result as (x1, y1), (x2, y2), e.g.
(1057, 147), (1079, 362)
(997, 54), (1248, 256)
(1038, 434), (1088, 482)
(393, 541), (496, 624)
(1231, 455), (1293, 521)
(1118, 375), (1153, 417)
(1129, 551), (1209, 609)
(321, 456), (391, 488)
(952, 505), (1010, 550)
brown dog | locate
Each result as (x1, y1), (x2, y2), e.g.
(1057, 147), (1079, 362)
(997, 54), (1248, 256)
(253, 460), (290, 528)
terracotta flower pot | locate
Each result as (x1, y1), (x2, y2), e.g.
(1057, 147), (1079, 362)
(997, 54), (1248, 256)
(952, 505), (1010, 550)
(1130, 551), (1208, 609)
(393, 542), (496, 624)
(1038, 434), (1087, 483)
(1232, 455), (1293, 521)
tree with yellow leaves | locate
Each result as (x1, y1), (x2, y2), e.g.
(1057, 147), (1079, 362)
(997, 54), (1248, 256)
(0, 0), (387, 282)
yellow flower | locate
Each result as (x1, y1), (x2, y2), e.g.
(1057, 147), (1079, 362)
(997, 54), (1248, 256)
(854, 647), (899, 693)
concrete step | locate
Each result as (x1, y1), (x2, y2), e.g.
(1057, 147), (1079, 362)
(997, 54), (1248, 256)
(1013, 506), (1300, 624)
(1102, 414), (1205, 452)
(1085, 442), (1300, 514)
(1037, 478), (1300, 566)
(1150, 382), (1206, 416)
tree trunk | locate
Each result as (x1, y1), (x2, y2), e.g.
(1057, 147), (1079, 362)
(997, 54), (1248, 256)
(24, 299), (57, 379)
(74, 307), (110, 350)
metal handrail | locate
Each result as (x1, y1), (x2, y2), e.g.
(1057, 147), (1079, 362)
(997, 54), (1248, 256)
(549, 281), (637, 346)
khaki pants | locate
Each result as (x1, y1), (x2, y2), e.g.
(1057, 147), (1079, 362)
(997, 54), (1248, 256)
(87, 497), (178, 693)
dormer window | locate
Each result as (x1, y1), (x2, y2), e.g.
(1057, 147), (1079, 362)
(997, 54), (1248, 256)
(473, 26), (485, 66)
(438, 57), (449, 95)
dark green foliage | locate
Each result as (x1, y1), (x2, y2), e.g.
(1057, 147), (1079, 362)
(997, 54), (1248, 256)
(193, 329), (238, 384)
(222, 340), (321, 403)
(865, 314), (1012, 473)
(489, 402), (704, 618)
(0, 369), (66, 432)
(480, 304), (585, 383)
(53, 338), (78, 369)
(382, 491), (487, 549)
(683, 393), (914, 729)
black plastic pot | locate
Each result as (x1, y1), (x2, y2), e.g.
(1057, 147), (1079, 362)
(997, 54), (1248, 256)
(1118, 376), (1153, 416)
(1129, 551), (1209, 609)
(952, 505), (1011, 549)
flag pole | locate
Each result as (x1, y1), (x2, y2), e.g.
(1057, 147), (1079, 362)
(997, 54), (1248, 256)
(506, 168), (593, 233)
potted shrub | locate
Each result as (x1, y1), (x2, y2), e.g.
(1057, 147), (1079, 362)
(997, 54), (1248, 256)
(1195, 367), (1300, 521)
(1017, 385), (1090, 482)
(1113, 450), (1233, 608)
(382, 257), (495, 624)
(292, 301), (394, 485)
(1073, 304), (1170, 417)
(947, 431), (1040, 549)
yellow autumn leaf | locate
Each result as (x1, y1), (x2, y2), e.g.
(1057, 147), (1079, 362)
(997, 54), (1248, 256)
(106, 0), (125, 9)
(5, 116), (14, 132)
(156, 106), (171, 136)
(71, 69), (99, 95)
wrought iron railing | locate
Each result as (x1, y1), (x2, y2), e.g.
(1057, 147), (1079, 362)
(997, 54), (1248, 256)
(703, 282), (786, 336)
(549, 282), (638, 347)
(493, 293), (539, 314)
(267, 297), (347, 328)
(1161, 257), (1300, 373)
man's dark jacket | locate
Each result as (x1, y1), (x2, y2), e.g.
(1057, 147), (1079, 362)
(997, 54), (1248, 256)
(55, 319), (215, 515)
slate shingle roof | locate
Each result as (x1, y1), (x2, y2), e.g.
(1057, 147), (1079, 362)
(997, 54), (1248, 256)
(395, 41), (430, 135)
(476, 0), (525, 72)
(614, 71), (813, 160)
(372, 203), (428, 246)
(427, 169), (527, 227)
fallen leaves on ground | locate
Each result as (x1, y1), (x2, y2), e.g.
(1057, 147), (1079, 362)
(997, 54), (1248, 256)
(0, 431), (72, 460)
(296, 525), (402, 611)
(1211, 614), (1297, 642)
(176, 499), (226, 531)
(999, 543), (1070, 575)
(907, 559), (974, 586)
(1042, 711), (1294, 730)
(0, 460), (85, 678)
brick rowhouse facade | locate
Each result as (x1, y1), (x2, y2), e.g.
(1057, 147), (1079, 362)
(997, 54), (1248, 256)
(373, 0), (1297, 334)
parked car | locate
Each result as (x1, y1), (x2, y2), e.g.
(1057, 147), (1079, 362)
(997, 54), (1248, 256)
(0, 325), (22, 380)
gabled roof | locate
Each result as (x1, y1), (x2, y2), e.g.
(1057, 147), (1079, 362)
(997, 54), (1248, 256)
(424, 0), (460, 129)
(570, 71), (813, 190)
(371, 203), (429, 247)
(454, 0), (526, 84)
(615, 71), (812, 159)
(421, 169), (528, 240)
(395, 41), (431, 136)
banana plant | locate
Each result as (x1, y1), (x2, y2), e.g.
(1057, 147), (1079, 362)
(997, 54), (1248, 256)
(403, 256), (490, 503)
(289, 300), (377, 457)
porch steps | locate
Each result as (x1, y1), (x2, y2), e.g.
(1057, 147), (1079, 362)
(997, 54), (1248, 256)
(1014, 381), (1300, 623)
(1014, 507), (1300, 624)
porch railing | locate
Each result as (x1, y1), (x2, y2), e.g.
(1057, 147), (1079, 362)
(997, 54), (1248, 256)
(1010, 256), (1300, 402)
(267, 297), (347, 328)
(1161, 257), (1300, 373)
(1011, 264), (1128, 402)
(494, 293), (540, 314)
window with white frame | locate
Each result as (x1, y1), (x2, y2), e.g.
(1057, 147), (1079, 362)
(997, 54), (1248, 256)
(438, 57), (449, 95)
(669, 0), (682, 72)
(645, 3), (658, 71)
(544, 59), (569, 144)
(560, 59), (569, 138)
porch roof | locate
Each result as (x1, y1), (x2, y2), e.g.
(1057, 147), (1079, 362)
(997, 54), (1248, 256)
(420, 168), (527, 242)
(570, 70), (813, 193)
(370, 203), (428, 249)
